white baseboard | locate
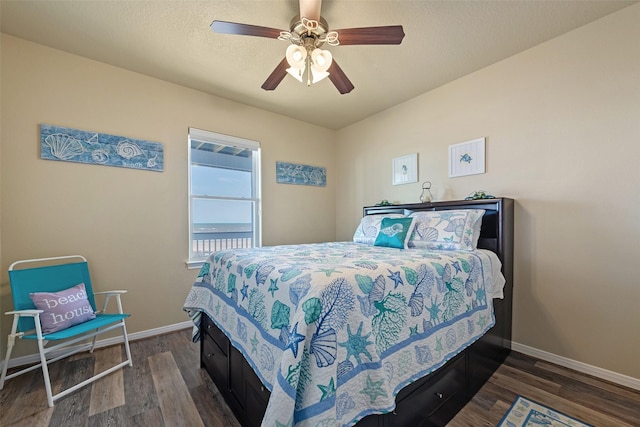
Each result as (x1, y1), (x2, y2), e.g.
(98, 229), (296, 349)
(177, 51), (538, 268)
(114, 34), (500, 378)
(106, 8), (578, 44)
(5, 327), (638, 393)
(512, 341), (640, 391)
(1, 320), (193, 371)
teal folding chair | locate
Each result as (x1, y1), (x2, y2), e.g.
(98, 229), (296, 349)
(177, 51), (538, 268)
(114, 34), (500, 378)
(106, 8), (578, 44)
(0, 255), (132, 407)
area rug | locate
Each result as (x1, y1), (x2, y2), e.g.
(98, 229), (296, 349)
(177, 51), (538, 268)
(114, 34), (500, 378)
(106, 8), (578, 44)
(498, 395), (592, 427)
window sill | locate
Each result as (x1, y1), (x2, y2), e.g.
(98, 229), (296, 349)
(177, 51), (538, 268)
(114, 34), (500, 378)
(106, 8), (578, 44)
(186, 260), (205, 270)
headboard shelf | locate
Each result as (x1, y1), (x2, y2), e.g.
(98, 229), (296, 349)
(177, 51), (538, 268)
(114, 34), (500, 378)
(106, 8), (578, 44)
(364, 198), (513, 275)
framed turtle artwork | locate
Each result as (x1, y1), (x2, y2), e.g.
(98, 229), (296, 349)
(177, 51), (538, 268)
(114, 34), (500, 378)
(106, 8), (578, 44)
(449, 137), (485, 178)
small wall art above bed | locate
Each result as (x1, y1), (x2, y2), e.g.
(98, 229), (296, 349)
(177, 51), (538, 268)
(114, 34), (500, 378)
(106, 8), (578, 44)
(392, 153), (418, 185)
(449, 137), (485, 178)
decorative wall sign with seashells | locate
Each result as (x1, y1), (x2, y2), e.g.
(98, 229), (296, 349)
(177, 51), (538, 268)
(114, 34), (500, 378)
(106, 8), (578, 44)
(40, 124), (164, 172)
(44, 133), (84, 161)
(275, 161), (326, 187)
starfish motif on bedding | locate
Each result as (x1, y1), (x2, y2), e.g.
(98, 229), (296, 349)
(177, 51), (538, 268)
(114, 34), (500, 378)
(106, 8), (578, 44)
(317, 377), (336, 401)
(387, 269), (403, 288)
(268, 278), (279, 297)
(241, 281), (249, 301)
(426, 296), (441, 323)
(360, 375), (387, 404)
(317, 267), (342, 277)
(339, 321), (373, 365)
(477, 314), (487, 328)
(250, 332), (259, 354)
(282, 322), (306, 358)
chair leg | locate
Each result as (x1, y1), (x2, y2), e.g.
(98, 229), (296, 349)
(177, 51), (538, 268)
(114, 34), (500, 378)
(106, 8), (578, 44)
(34, 322), (55, 407)
(0, 315), (20, 389)
(90, 332), (99, 354)
(122, 322), (133, 367)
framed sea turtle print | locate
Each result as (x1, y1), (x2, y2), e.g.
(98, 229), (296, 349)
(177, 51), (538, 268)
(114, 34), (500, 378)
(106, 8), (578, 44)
(449, 137), (485, 178)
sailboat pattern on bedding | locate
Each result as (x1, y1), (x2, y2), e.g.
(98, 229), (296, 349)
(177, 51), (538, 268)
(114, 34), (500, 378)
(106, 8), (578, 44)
(183, 241), (505, 427)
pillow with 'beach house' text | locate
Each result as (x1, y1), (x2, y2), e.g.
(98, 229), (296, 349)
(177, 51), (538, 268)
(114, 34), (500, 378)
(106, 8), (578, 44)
(30, 283), (96, 334)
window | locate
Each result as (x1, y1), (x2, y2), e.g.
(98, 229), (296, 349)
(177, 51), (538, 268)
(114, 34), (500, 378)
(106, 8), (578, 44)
(188, 128), (261, 265)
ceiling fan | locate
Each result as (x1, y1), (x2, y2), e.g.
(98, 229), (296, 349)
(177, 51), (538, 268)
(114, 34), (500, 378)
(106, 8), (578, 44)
(210, 0), (405, 94)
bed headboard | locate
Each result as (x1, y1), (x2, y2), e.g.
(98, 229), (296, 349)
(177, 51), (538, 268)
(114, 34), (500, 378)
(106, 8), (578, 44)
(363, 198), (513, 266)
(364, 198), (515, 354)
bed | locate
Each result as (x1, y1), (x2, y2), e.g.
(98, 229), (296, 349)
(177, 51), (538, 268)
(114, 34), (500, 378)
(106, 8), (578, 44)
(183, 198), (514, 427)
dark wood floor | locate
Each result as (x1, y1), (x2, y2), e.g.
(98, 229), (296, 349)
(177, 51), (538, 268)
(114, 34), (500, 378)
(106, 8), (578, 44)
(1, 329), (639, 426)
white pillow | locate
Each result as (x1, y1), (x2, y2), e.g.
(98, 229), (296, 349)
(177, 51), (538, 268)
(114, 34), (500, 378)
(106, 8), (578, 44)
(353, 214), (405, 245)
(408, 209), (485, 251)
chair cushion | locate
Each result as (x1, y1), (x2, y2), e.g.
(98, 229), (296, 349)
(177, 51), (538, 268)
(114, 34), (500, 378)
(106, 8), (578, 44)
(21, 313), (130, 340)
(30, 283), (96, 334)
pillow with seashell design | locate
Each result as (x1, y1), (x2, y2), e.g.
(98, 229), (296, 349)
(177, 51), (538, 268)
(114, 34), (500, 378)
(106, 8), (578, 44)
(373, 217), (416, 249)
(407, 209), (485, 251)
(353, 214), (405, 245)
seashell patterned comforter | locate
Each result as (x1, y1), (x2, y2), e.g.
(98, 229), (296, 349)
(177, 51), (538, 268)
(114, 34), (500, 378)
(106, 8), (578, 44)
(183, 241), (505, 427)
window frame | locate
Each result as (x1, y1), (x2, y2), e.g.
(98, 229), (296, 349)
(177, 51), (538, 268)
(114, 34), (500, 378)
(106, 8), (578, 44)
(186, 128), (261, 268)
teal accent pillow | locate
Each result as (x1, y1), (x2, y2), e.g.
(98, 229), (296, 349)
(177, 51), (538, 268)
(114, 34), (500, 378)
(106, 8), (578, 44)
(353, 214), (405, 245)
(374, 217), (415, 249)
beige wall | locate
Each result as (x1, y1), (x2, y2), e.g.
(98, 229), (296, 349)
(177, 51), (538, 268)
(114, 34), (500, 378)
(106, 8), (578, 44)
(336, 5), (640, 379)
(2, 3), (639, 383)
(0, 34), (336, 358)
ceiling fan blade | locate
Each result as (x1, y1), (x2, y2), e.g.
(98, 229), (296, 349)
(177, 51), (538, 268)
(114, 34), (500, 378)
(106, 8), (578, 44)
(327, 60), (354, 94)
(211, 20), (283, 39)
(299, 0), (322, 21)
(333, 25), (405, 45)
(261, 57), (289, 91)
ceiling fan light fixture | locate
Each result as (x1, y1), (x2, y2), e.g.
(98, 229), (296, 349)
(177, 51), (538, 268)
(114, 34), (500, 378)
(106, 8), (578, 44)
(311, 69), (330, 84)
(211, 0), (405, 94)
(285, 44), (307, 69)
(286, 66), (305, 82)
(311, 48), (332, 73)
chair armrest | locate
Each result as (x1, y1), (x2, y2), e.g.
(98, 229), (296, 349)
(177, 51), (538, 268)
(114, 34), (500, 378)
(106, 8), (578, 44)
(93, 291), (127, 314)
(5, 309), (43, 316)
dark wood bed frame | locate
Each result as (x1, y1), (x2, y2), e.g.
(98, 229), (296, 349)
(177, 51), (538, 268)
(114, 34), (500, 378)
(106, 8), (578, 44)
(199, 198), (514, 427)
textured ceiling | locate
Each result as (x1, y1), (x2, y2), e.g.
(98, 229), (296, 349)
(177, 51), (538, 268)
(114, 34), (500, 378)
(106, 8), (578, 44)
(1, 0), (636, 129)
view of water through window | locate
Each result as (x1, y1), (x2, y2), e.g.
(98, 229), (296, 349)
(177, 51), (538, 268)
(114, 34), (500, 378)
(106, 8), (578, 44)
(189, 128), (260, 260)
